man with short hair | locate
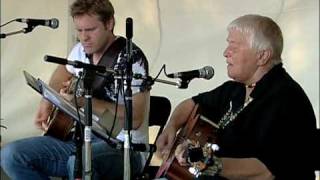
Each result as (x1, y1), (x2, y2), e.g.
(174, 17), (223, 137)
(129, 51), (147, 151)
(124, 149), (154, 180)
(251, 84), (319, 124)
(157, 14), (317, 180)
(1, 0), (150, 179)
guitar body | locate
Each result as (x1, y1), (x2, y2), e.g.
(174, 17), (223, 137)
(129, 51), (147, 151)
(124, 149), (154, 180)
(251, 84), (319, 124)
(44, 109), (74, 140)
(156, 104), (219, 180)
(43, 76), (80, 140)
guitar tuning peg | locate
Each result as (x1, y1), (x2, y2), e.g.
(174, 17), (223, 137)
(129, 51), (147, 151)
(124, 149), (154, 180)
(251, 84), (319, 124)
(76, 88), (84, 97)
(207, 143), (219, 152)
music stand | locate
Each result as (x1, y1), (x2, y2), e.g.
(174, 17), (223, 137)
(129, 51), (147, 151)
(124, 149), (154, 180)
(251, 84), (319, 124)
(23, 70), (122, 147)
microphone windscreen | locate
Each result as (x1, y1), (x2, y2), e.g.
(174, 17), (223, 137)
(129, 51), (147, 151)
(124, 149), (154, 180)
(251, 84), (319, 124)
(203, 66), (214, 80)
(50, 18), (59, 29)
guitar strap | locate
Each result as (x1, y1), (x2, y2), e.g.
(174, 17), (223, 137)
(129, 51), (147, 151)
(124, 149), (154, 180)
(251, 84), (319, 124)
(94, 36), (126, 67)
(91, 36), (126, 92)
(90, 36), (127, 138)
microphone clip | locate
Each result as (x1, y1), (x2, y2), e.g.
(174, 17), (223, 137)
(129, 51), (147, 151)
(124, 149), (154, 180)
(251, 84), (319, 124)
(24, 25), (36, 33)
(179, 80), (190, 89)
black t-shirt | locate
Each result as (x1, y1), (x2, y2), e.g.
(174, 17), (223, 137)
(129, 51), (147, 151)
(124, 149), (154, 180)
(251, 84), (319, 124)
(192, 64), (317, 179)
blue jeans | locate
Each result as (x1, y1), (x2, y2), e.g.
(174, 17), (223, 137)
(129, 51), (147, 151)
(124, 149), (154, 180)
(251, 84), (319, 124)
(1, 134), (142, 180)
(67, 136), (143, 180)
(1, 136), (74, 180)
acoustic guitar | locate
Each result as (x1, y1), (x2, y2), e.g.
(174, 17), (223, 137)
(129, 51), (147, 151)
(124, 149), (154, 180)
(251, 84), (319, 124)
(43, 37), (127, 141)
(156, 104), (220, 180)
(43, 76), (79, 140)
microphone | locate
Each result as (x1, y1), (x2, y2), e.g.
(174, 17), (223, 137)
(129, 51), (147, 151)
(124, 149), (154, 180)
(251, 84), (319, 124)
(44, 55), (115, 74)
(126, 17), (133, 39)
(44, 55), (73, 65)
(167, 66), (214, 80)
(16, 18), (59, 29)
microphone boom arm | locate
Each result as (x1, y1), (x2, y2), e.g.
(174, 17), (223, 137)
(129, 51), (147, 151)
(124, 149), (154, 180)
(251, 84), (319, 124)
(0, 27), (34, 39)
(133, 74), (189, 89)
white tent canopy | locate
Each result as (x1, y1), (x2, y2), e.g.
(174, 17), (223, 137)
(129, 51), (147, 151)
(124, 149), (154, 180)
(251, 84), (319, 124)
(1, 0), (318, 144)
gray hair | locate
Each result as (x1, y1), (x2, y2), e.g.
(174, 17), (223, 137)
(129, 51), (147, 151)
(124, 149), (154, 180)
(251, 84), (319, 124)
(227, 14), (283, 64)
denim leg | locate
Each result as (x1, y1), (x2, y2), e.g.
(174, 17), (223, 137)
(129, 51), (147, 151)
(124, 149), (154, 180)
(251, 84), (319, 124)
(1, 136), (75, 180)
(67, 138), (142, 180)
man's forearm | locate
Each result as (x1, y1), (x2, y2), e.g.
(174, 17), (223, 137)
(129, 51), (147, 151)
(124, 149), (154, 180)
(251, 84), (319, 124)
(219, 158), (274, 180)
(166, 98), (196, 132)
(92, 91), (150, 130)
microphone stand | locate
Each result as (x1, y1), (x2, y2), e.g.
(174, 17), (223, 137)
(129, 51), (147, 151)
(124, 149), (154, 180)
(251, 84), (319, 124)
(44, 55), (97, 180)
(132, 74), (188, 89)
(44, 54), (173, 177)
(123, 17), (133, 180)
(73, 117), (83, 179)
(0, 25), (35, 39)
(82, 55), (95, 180)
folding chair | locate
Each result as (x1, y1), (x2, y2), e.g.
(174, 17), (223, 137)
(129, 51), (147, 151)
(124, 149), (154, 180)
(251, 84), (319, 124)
(135, 96), (171, 180)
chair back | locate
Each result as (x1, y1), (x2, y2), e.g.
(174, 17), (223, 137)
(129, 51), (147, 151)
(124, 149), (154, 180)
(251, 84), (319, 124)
(137, 96), (171, 180)
(148, 96), (171, 135)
